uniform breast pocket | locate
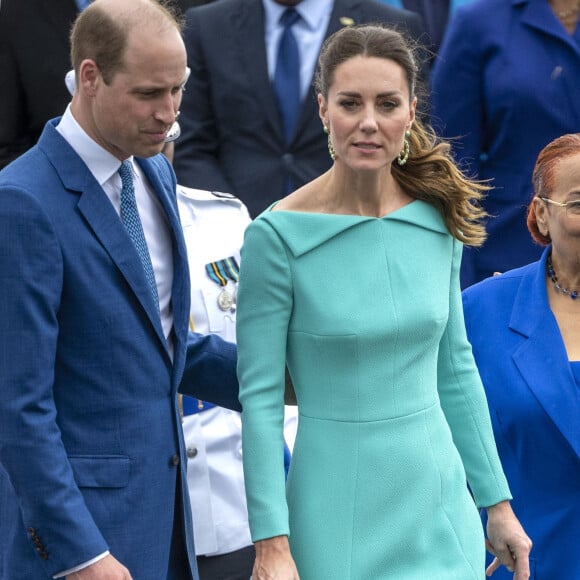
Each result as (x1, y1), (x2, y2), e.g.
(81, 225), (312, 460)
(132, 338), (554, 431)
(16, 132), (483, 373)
(201, 285), (237, 342)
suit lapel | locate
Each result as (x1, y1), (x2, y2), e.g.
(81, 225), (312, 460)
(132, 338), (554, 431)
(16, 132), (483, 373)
(509, 249), (580, 459)
(326, 0), (362, 36)
(138, 158), (191, 374)
(76, 181), (170, 352)
(233, 0), (283, 139)
(518, 0), (580, 50)
(40, 123), (175, 357)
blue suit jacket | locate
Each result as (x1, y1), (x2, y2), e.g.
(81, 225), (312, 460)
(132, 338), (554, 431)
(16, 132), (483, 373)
(173, 0), (426, 218)
(462, 247), (580, 579)
(431, 0), (580, 287)
(0, 120), (240, 579)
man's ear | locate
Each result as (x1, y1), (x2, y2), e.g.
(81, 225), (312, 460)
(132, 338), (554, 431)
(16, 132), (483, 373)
(78, 59), (101, 97)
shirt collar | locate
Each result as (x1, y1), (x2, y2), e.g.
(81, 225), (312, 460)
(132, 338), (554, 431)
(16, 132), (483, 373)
(262, 0), (334, 32)
(56, 105), (133, 187)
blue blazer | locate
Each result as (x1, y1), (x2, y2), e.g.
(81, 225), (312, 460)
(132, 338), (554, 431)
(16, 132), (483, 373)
(431, 0), (580, 287)
(0, 120), (239, 579)
(462, 247), (580, 579)
(173, 0), (425, 218)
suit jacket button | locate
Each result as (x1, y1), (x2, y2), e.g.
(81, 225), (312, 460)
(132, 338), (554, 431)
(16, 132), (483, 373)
(170, 454), (180, 466)
(186, 446), (198, 459)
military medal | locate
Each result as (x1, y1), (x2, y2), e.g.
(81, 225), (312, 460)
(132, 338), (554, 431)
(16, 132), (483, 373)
(206, 257), (240, 312)
(217, 288), (234, 311)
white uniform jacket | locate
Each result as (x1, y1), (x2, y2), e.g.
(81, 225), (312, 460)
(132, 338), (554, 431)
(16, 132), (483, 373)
(177, 186), (297, 556)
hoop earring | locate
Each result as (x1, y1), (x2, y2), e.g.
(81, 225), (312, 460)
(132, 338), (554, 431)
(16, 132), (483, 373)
(323, 125), (336, 161)
(397, 130), (411, 166)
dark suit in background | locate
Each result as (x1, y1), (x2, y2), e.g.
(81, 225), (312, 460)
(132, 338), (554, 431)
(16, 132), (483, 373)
(401, 0), (448, 54)
(0, 0), (78, 169)
(173, 0), (216, 13)
(173, 0), (426, 218)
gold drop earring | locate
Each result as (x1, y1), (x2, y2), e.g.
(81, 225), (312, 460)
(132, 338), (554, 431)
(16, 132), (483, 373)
(323, 125), (336, 161)
(397, 130), (411, 166)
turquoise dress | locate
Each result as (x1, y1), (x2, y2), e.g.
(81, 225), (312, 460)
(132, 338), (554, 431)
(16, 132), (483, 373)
(236, 201), (511, 579)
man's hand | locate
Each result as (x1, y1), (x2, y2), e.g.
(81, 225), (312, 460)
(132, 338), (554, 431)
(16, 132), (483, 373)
(67, 554), (132, 579)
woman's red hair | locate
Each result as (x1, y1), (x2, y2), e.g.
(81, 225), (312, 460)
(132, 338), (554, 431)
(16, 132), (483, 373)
(527, 133), (580, 246)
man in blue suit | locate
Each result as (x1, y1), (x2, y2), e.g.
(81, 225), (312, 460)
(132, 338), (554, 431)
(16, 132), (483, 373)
(173, 0), (426, 218)
(0, 1), (239, 578)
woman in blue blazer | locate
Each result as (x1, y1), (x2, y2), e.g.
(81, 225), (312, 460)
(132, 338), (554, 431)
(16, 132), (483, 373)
(432, 0), (580, 288)
(377, 0), (473, 54)
(462, 133), (580, 579)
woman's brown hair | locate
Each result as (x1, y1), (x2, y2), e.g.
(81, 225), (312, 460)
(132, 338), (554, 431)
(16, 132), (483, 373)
(315, 25), (489, 246)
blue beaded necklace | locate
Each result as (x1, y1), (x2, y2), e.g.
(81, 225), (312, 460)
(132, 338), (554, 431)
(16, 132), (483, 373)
(547, 255), (579, 300)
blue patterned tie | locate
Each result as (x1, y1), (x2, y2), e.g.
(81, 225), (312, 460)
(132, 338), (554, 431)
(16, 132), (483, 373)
(274, 8), (301, 144)
(119, 161), (159, 311)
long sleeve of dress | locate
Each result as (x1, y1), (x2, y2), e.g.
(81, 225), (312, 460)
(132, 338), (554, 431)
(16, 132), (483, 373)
(436, 239), (511, 507)
(236, 218), (292, 541)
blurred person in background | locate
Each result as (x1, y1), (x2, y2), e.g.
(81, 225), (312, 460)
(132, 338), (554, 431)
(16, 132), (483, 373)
(463, 132), (580, 579)
(376, 0), (475, 55)
(0, 0), (82, 169)
(431, 0), (580, 288)
(163, 142), (298, 580)
(173, 0), (426, 218)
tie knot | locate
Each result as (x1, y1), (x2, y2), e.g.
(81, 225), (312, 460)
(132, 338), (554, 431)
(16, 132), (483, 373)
(280, 7), (300, 29)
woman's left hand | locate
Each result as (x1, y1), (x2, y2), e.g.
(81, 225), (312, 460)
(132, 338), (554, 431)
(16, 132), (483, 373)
(485, 500), (532, 579)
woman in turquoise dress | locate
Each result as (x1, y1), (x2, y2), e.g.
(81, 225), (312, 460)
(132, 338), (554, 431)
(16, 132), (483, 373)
(236, 25), (531, 580)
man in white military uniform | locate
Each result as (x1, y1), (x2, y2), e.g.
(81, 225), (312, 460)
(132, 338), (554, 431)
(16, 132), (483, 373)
(177, 185), (298, 579)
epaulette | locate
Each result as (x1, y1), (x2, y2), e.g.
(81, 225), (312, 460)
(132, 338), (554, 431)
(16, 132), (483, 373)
(177, 186), (245, 208)
(210, 190), (237, 199)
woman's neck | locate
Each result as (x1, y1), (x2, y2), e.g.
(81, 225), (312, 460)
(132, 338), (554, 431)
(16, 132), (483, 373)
(321, 164), (411, 217)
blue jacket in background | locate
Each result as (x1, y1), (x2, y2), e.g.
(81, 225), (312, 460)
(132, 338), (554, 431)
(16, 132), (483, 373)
(462, 247), (580, 579)
(431, 0), (580, 287)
